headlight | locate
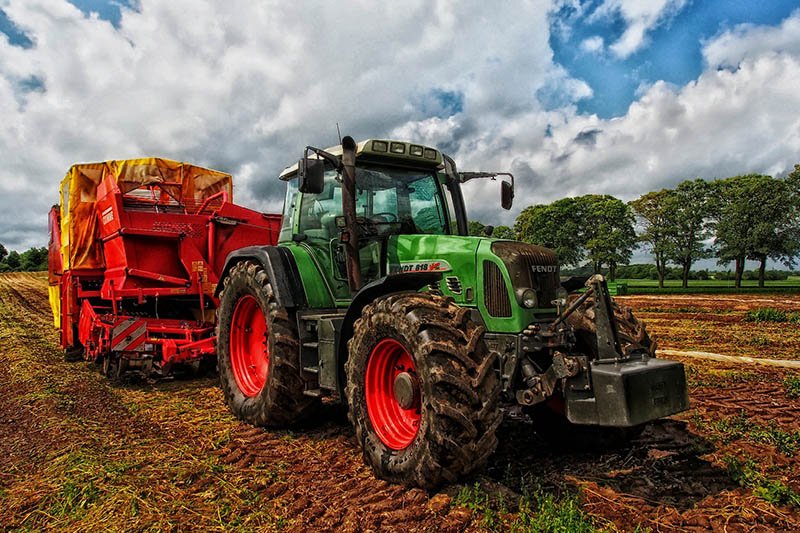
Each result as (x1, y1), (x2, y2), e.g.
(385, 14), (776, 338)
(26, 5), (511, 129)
(518, 288), (538, 308)
(555, 287), (568, 307)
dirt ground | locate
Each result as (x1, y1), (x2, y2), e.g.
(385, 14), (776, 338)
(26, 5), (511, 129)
(1, 272), (799, 531)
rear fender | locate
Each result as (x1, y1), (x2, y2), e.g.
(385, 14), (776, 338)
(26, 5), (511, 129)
(215, 246), (306, 309)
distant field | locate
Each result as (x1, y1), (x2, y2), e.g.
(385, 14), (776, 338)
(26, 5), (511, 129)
(615, 276), (800, 294)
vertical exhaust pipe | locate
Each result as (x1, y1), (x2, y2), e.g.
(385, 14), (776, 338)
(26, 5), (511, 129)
(340, 136), (362, 292)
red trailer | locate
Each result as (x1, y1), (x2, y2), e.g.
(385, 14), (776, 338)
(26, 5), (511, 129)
(48, 158), (280, 377)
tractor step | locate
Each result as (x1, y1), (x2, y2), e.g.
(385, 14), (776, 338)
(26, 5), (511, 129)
(303, 341), (319, 349)
(303, 388), (323, 398)
(303, 366), (320, 375)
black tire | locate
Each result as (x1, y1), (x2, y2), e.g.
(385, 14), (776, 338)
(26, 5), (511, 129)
(345, 292), (502, 489)
(216, 260), (319, 426)
(64, 344), (85, 362)
(566, 293), (656, 358)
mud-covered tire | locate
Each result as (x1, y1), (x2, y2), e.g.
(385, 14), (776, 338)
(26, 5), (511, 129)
(346, 292), (502, 489)
(566, 293), (656, 358)
(216, 260), (319, 427)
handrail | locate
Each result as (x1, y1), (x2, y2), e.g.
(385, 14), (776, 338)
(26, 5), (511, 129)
(194, 191), (228, 215)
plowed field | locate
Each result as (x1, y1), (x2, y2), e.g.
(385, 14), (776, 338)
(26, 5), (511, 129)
(1, 272), (799, 531)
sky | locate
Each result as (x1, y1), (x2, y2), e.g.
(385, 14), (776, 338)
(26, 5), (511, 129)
(1, 0), (800, 269)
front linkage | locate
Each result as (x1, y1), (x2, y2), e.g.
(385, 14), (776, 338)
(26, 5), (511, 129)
(493, 274), (689, 428)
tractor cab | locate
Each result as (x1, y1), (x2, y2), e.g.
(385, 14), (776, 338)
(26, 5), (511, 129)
(277, 138), (511, 299)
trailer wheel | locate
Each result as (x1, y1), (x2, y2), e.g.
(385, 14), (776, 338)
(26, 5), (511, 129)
(216, 260), (319, 426)
(346, 292), (501, 489)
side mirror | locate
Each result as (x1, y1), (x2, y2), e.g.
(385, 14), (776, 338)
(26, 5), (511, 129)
(483, 225), (495, 237)
(501, 180), (514, 210)
(299, 158), (325, 194)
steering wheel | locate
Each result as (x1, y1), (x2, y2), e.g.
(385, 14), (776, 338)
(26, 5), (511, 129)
(371, 212), (398, 223)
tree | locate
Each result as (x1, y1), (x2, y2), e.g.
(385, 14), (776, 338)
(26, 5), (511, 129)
(0, 243), (6, 264)
(468, 220), (486, 236)
(630, 190), (676, 288)
(714, 174), (800, 287)
(20, 247), (48, 272)
(665, 179), (713, 288)
(3, 250), (20, 271)
(515, 197), (585, 267)
(582, 195), (636, 280)
(515, 195), (635, 276)
(492, 225), (516, 240)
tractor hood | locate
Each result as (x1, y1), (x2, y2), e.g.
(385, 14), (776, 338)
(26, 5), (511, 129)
(387, 235), (560, 333)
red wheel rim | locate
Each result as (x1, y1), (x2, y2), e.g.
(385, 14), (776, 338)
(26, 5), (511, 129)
(229, 295), (269, 397)
(365, 338), (421, 450)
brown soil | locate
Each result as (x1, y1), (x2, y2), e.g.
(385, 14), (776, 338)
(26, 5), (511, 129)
(1, 273), (798, 531)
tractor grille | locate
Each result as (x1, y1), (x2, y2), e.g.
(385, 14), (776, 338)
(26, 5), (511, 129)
(483, 261), (512, 317)
(491, 241), (559, 308)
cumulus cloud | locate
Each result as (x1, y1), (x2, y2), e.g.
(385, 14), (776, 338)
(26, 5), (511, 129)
(703, 9), (800, 68)
(397, 10), (800, 225)
(1, 0), (800, 249)
(0, 0), (564, 249)
(590, 0), (688, 58)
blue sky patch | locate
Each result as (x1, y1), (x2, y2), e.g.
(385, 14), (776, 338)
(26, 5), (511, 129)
(0, 9), (33, 48)
(550, 0), (800, 118)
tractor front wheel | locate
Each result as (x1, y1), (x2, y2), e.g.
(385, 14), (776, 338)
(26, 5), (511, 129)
(346, 292), (501, 488)
(216, 261), (319, 426)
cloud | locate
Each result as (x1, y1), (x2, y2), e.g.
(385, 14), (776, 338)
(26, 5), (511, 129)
(0, 0), (565, 249)
(579, 35), (604, 54)
(702, 8), (800, 68)
(1, 0), (799, 253)
(591, 0), (688, 59)
(401, 10), (800, 225)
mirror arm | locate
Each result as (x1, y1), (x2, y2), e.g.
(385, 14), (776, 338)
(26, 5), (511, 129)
(304, 146), (341, 169)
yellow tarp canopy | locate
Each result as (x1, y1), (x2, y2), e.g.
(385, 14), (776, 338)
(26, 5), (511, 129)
(59, 158), (232, 270)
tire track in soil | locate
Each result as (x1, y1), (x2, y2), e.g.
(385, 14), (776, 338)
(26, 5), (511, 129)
(213, 417), (473, 532)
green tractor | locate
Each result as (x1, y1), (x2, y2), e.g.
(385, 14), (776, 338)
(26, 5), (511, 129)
(215, 136), (688, 488)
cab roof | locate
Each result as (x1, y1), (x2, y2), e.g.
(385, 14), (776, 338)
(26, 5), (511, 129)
(278, 139), (443, 179)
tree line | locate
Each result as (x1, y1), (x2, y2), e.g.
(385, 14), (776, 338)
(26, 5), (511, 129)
(472, 164), (800, 288)
(0, 244), (48, 272)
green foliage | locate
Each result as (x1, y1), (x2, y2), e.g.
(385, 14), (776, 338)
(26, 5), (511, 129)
(666, 179), (714, 287)
(713, 174), (800, 287)
(630, 189), (675, 285)
(0, 244), (48, 272)
(515, 197), (586, 267)
(725, 456), (800, 509)
(515, 195), (636, 276)
(783, 375), (800, 399)
(468, 220), (487, 236)
(452, 482), (597, 532)
(453, 483), (506, 530)
(744, 308), (800, 323)
(493, 225), (516, 240)
(513, 487), (597, 533)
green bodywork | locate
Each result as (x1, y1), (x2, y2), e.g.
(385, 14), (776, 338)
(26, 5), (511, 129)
(282, 235), (548, 334)
(275, 138), (547, 335)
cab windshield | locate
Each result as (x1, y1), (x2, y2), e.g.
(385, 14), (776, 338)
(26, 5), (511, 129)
(297, 166), (448, 240)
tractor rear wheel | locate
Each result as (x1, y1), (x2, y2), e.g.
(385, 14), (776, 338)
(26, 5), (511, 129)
(216, 260), (319, 426)
(346, 292), (501, 489)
